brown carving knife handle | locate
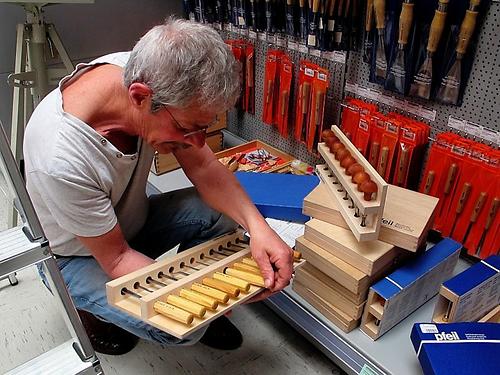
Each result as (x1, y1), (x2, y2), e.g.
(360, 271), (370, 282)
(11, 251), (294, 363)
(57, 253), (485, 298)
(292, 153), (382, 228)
(470, 192), (488, 224)
(396, 147), (410, 186)
(374, 0), (386, 30)
(366, 0), (374, 32)
(377, 146), (389, 178)
(369, 141), (380, 167)
(456, 182), (472, 215)
(444, 163), (459, 194)
(423, 170), (436, 194)
(484, 197), (500, 231)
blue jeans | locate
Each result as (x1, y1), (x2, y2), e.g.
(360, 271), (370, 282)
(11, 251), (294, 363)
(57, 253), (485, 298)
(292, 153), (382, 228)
(40, 187), (238, 346)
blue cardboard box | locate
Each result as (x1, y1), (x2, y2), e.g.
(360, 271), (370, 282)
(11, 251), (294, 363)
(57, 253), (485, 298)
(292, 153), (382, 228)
(360, 238), (462, 340)
(433, 255), (500, 323)
(411, 322), (500, 375)
(235, 172), (319, 223)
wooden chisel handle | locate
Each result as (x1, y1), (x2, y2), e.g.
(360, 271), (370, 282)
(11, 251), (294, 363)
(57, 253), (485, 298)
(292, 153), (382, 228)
(374, 0), (386, 30)
(179, 289), (219, 310)
(377, 146), (389, 177)
(484, 197), (499, 231)
(233, 262), (262, 275)
(456, 10), (479, 55)
(427, 0), (449, 53)
(191, 283), (230, 303)
(280, 90), (288, 116)
(470, 192), (487, 223)
(202, 278), (240, 298)
(153, 301), (194, 325)
(444, 163), (458, 194)
(166, 295), (206, 318)
(456, 182), (472, 214)
(225, 268), (266, 287)
(365, 0), (374, 32)
(369, 142), (380, 167)
(398, 1), (414, 45)
(302, 82), (311, 115)
(396, 147), (409, 186)
(213, 272), (251, 292)
(423, 170), (435, 194)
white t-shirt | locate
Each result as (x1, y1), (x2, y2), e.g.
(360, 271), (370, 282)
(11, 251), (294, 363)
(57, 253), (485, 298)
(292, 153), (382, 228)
(24, 52), (154, 256)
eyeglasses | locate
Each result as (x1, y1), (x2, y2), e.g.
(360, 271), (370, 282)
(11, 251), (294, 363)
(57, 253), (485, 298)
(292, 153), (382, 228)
(165, 107), (213, 138)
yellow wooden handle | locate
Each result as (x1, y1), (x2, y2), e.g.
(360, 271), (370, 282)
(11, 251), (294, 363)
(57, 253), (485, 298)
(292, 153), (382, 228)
(281, 90), (288, 116)
(444, 163), (458, 194)
(469, 0), (481, 8)
(299, 0), (305, 8)
(213, 272), (251, 292)
(233, 262), (262, 275)
(374, 0), (386, 29)
(293, 250), (302, 261)
(456, 10), (478, 55)
(191, 283), (230, 304)
(366, 0), (374, 32)
(202, 278), (241, 298)
(470, 192), (487, 223)
(179, 289), (219, 310)
(397, 148), (409, 185)
(313, 0), (320, 12)
(242, 258), (259, 268)
(427, 10), (447, 52)
(166, 295), (206, 318)
(398, 2), (414, 45)
(153, 301), (194, 325)
(225, 268), (266, 287)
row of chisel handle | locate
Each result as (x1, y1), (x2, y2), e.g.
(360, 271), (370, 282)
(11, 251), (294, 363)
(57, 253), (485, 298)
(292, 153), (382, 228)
(121, 244), (301, 325)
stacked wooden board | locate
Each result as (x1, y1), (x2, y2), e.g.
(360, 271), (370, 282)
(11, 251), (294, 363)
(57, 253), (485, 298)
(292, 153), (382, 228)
(293, 180), (438, 334)
(293, 219), (406, 333)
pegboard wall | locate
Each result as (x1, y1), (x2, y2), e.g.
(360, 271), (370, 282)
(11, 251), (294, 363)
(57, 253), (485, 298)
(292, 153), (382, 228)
(218, 2), (498, 167)
(346, 1), (500, 141)
(221, 29), (348, 166)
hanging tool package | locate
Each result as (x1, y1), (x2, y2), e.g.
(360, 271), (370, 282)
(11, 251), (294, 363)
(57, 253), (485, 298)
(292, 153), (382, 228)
(365, 0), (490, 105)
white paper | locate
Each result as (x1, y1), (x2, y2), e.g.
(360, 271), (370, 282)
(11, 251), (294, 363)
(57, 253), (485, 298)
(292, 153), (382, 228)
(265, 218), (305, 248)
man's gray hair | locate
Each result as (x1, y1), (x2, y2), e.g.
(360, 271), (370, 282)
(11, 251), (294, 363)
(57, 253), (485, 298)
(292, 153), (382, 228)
(123, 17), (240, 112)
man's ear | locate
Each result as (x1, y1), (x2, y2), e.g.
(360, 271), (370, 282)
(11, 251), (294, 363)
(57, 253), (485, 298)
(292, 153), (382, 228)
(128, 83), (153, 108)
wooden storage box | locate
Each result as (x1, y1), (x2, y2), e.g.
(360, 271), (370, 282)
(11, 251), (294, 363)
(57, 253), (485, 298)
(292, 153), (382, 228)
(303, 183), (438, 252)
(216, 140), (294, 173)
(151, 132), (224, 175)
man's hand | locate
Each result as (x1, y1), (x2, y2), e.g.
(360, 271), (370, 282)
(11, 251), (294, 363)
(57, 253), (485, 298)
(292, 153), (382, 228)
(245, 225), (293, 303)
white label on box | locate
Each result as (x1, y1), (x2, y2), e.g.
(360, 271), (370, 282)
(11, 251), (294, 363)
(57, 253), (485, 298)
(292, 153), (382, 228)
(420, 324), (439, 334)
(419, 106), (437, 122)
(276, 35), (287, 47)
(258, 32), (267, 40)
(304, 67), (315, 77)
(248, 30), (257, 39)
(465, 121), (483, 138)
(321, 51), (335, 61)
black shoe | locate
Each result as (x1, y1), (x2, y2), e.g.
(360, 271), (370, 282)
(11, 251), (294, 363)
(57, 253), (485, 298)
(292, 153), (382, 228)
(199, 316), (243, 350)
(77, 309), (139, 355)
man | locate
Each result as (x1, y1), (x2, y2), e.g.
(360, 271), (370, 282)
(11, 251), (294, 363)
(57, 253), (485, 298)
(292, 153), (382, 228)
(23, 18), (293, 355)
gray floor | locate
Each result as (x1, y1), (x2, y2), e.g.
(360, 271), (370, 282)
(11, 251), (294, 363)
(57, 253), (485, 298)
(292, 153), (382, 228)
(0, 174), (344, 374)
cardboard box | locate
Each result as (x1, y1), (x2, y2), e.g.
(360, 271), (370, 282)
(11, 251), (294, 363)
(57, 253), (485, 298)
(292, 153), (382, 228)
(292, 281), (360, 333)
(411, 322), (500, 375)
(235, 172), (319, 223)
(433, 255), (500, 323)
(295, 263), (366, 318)
(360, 238), (461, 340)
(151, 131), (224, 175)
(304, 219), (400, 276)
(303, 182), (438, 252)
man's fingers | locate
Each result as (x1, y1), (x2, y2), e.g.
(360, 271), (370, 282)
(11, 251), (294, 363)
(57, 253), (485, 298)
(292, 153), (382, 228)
(253, 253), (275, 289)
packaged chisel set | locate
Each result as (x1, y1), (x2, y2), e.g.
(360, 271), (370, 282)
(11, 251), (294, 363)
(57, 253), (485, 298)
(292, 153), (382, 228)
(364, 0), (491, 105)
